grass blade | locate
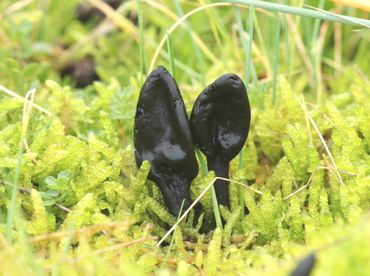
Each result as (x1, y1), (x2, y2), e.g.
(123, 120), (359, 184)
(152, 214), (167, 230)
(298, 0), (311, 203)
(6, 88), (36, 242)
(87, 0), (138, 41)
(173, 0), (206, 84)
(224, 0), (370, 27)
(195, 148), (208, 175)
(166, 31), (176, 79)
(161, 199), (186, 268)
(272, 13), (281, 105)
(144, 0), (217, 63)
(136, 0), (147, 74)
(246, 6), (256, 86)
(253, 13), (272, 78)
(195, 148), (222, 229)
(149, 2), (234, 72)
(309, 0), (325, 103)
(211, 186), (223, 229)
(284, 14), (292, 81)
(197, 0), (224, 49)
(233, 6), (257, 88)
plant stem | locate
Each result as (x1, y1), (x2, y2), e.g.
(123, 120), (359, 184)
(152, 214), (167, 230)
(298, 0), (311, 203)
(211, 186), (223, 229)
(6, 137), (24, 242)
(272, 13), (281, 105)
(224, 0), (370, 27)
(166, 32), (176, 79)
(196, 148), (222, 227)
(207, 157), (230, 207)
(136, 0), (147, 75)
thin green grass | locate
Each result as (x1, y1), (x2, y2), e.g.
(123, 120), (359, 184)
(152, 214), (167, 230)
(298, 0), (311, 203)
(161, 199), (185, 269)
(246, 6), (256, 86)
(233, 6), (256, 87)
(0, 85), (52, 116)
(233, 7), (247, 81)
(195, 148), (208, 176)
(52, 225), (75, 275)
(197, 1), (224, 50)
(233, 5), (256, 216)
(211, 186), (223, 229)
(173, 0), (205, 84)
(272, 13), (281, 105)
(6, 88), (36, 242)
(309, 0), (326, 103)
(284, 14), (292, 82)
(136, 0), (148, 75)
(149, 2), (234, 72)
(225, 0), (370, 27)
(195, 148), (223, 229)
(201, 0), (232, 48)
(166, 31), (176, 79)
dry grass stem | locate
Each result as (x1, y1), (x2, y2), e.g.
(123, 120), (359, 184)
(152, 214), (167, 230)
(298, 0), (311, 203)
(329, 0), (370, 12)
(149, 2), (233, 72)
(0, 85), (52, 116)
(87, 0), (138, 41)
(299, 99), (344, 185)
(283, 167), (318, 200)
(30, 222), (130, 244)
(283, 162), (356, 200)
(1, 181), (71, 212)
(157, 176), (262, 247)
(216, 177), (263, 195)
(305, 5), (370, 28)
(334, 21), (342, 77)
(156, 177), (218, 246)
(286, 15), (315, 89)
(317, 166), (357, 176)
(0, 0), (34, 20)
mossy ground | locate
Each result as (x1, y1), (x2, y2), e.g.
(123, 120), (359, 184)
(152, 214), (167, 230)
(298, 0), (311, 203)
(0, 1), (369, 275)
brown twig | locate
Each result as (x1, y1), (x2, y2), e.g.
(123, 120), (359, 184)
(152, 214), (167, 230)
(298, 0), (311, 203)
(283, 167), (318, 200)
(43, 236), (156, 271)
(0, 85), (52, 116)
(286, 15), (315, 89)
(1, 181), (71, 213)
(30, 221), (130, 244)
(299, 99), (344, 185)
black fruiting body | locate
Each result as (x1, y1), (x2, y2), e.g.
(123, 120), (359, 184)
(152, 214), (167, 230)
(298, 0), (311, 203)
(190, 73), (251, 207)
(76, 0), (123, 22)
(134, 66), (199, 217)
(290, 253), (316, 276)
(60, 56), (99, 88)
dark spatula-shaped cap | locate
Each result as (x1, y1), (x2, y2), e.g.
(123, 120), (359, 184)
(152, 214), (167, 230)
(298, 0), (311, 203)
(190, 73), (251, 206)
(134, 66), (199, 217)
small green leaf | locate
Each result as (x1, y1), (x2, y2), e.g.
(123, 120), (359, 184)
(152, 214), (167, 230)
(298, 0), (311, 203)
(47, 190), (59, 198)
(58, 171), (71, 179)
(43, 199), (56, 206)
(45, 176), (56, 186)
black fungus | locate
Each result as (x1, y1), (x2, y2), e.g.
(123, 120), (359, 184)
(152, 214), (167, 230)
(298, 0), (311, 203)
(134, 66), (199, 218)
(76, 0), (123, 22)
(290, 253), (316, 276)
(190, 74), (251, 207)
(60, 56), (100, 88)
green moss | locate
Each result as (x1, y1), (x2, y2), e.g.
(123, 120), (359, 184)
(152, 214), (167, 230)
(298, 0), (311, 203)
(0, 72), (369, 274)
(0, 1), (369, 273)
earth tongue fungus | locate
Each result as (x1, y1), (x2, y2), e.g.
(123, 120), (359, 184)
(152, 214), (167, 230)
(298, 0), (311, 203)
(134, 66), (199, 218)
(60, 56), (100, 88)
(190, 74), (251, 207)
(76, 0), (123, 22)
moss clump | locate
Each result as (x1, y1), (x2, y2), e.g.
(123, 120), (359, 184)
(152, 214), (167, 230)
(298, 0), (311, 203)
(0, 69), (369, 274)
(0, 0), (369, 273)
